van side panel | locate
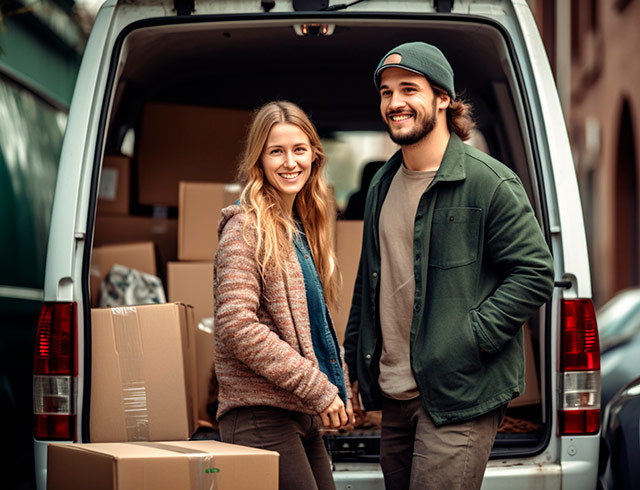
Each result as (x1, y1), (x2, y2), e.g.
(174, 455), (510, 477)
(512, 0), (591, 299)
(36, 4), (118, 490)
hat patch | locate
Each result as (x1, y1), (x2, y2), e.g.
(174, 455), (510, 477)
(382, 53), (402, 66)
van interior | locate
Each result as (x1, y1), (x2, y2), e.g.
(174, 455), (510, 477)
(91, 17), (550, 461)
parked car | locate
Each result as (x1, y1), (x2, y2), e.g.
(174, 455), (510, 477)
(598, 288), (640, 408)
(33, 1), (602, 489)
(599, 376), (640, 490)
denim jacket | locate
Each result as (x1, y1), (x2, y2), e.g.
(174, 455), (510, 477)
(294, 229), (348, 404)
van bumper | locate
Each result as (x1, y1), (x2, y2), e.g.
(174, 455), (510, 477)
(333, 454), (597, 490)
(34, 439), (47, 490)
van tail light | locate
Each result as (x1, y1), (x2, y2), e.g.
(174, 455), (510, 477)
(33, 302), (78, 441)
(559, 299), (601, 435)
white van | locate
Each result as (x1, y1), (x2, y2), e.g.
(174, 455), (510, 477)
(33, 0), (602, 488)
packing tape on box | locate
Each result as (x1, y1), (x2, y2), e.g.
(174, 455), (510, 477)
(112, 306), (151, 441)
(132, 442), (217, 490)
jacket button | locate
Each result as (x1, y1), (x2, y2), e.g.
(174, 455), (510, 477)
(449, 215), (455, 222)
(414, 304), (421, 312)
(304, 254), (309, 259)
(415, 253), (421, 260)
(365, 354), (372, 360)
(372, 272), (378, 278)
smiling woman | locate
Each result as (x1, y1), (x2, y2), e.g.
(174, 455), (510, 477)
(213, 101), (353, 490)
(260, 123), (314, 210)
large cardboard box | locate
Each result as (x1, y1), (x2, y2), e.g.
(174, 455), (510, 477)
(90, 303), (198, 442)
(90, 242), (157, 307)
(47, 440), (279, 490)
(331, 220), (364, 344)
(178, 182), (241, 261)
(167, 261), (214, 326)
(94, 216), (178, 282)
(98, 155), (130, 215)
(137, 103), (252, 206)
(195, 318), (217, 425)
(167, 261), (217, 423)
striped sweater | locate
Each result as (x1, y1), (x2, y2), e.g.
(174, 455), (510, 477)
(214, 204), (344, 419)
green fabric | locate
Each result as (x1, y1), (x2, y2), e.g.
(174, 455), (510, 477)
(343, 134), (555, 425)
(0, 79), (64, 291)
(374, 41), (455, 98)
(0, 10), (82, 106)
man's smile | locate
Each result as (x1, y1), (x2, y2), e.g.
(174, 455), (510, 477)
(388, 113), (415, 122)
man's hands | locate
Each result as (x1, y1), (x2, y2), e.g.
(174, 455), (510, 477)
(320, 395), (349, 428)
(346, 397), (355, 426)
(350, 380), (366, 426)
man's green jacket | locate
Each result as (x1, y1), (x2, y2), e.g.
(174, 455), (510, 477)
(343, 134), (555, 425)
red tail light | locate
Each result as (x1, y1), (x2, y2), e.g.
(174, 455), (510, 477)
(561, 299), (600, 371)
(33, 302), (77, 441)
(559, 299), (601, 435)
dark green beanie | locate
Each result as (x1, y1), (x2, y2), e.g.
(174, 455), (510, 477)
(374, 41), (456, 99)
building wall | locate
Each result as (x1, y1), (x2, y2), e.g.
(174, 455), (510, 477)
(568, 0), (640, 305)
(0, 0), (85, 106)
(530, 0), (640, 306)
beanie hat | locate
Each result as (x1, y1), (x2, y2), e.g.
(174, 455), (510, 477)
(374, 41), (456, 99)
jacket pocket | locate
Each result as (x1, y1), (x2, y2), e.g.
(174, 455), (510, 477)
(429, 207), (481, 269)
(419, 311), (484, 409)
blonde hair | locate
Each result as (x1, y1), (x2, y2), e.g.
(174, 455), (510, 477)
(237, 101), (340, 309)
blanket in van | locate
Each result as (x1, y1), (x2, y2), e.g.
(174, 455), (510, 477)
(99, 264), (166, 307)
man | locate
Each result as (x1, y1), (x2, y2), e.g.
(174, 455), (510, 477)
(343, 41), (555, 490)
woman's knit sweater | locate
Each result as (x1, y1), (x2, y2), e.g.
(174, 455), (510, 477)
(214, 204), (341, 419)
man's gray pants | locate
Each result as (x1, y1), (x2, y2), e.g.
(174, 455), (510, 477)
(380, 396), (507, 490)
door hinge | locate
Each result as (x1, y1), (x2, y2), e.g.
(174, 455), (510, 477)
(434, 0), (453, 13)
(174, 0), (194, 16)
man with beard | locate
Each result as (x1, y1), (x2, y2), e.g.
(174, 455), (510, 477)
(343, 42), (554, 490)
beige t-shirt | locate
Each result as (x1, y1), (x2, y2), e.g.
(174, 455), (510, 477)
(378, 164), (436, 400)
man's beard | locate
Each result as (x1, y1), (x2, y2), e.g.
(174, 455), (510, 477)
(385, 99), (438, 146)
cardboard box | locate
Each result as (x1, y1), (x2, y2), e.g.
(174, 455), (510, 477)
(178, 182), (241, 261)
(331, 220), (364, 344)
(94, 216), (178, 282)
(167, 261), (214, 326)
(90, 303), (198, 442)
(195, 318), (217, 425)
(98, 155), (130, 215)
(137, 103), (252, 206)
(47, 440), (278, 490)
(90, 242), (157, 307)
(508, 324), (541, 407)
(167, 262), (216, 423)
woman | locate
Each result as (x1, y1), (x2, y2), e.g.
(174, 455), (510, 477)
(214, 101), (352, 490)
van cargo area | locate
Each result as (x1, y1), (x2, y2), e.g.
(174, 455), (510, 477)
(90, 15), (551, 462)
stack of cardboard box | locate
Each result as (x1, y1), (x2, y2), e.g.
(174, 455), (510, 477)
(91, 105), (250, 429)
(49, 302), (278, 489)
(53, 104), (280, 490)
(93, 152), (176, 307)
(168, 181), (241, 326)
(331, 220), (364, 344)
(92, 103), (253, 309)
(168, 181), (241, 426)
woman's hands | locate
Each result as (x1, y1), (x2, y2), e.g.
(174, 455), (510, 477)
(319, 395), (349, 428)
